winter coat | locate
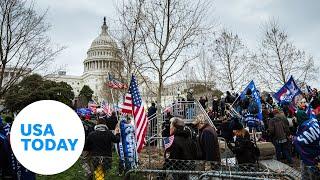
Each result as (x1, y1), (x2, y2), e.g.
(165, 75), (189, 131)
(228, 131), (257, 164)
(199, 97), (208, 109)
(167, 128), (197, 160)
(268, 114), (290, 142)
(84, 124), (120, 157)
(148, 106), (157, 118)
(199, 124), (221, 162)
(106, 115), (118, 130)
(162, 114), (173, 137)
(225, 94), (235, 104)
(212, 100), (219, 111)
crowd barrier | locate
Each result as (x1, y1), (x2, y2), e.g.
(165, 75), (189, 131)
(78, 155), (299, 180)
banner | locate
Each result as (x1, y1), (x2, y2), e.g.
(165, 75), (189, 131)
(239, 80), (262, 120)
(0, 122), (35, 180)
(119, 118), (138, 170)
(273, 76), (302, 107)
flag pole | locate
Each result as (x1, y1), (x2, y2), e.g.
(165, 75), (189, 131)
(110, 88), (120, 122)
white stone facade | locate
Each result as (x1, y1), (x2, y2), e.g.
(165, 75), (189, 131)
(47, 18), (123, 103)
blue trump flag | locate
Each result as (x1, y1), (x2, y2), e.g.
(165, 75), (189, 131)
(239, 80), (263, 121)
(119, 118), (138, 170)
(273, 76), (302, 107)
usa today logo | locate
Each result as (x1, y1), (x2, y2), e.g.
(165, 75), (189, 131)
(10, 100), (85, 175)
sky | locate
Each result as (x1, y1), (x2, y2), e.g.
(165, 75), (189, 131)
(37, 0), (320, 86)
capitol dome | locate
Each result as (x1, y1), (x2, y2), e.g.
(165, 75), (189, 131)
(83, 17), (122, 73)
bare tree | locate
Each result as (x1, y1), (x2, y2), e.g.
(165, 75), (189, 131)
(196, 42), (216, 94)
(138, 0), (212, 112)
(115, 0), (144, 81)
(214, 29), (250, 91)
(255, 20), (317, 90)
(0, 0), (63, 97)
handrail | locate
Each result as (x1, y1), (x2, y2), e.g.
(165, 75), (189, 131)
(194, 99), (216, 130)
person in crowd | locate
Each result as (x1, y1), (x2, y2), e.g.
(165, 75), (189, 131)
(212, 96), (220, 119)
(266, 94), (274, 107)
(227, 119), (260, 164)
(310, 90), (320, 109)
(220, 96), (226, 116)
(163, 117), (196, 179)
(241, 89), (260, 132)
(106, 111), (118, 131)
(186, 90), (195, 119)
(148, 102), (157, 118)
(162, 111), (173, 137)
(187, 89), (195, 102)
(199, 96), (208, 110)
(268, 109), (292, 164)
(207, 107), (215, 120)
(0, 119), (12, 179)
(166, 117), (196, 159)
(148, 103), (158, 144)
(84, 117), (120, 176)
(293, 110), (320, 180)
(219, 116), (234, 142)
(225, 91), (235, 105)
(193, 114), (220, 162)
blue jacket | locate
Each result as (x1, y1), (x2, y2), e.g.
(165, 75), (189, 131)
(293, 118), (320, 166)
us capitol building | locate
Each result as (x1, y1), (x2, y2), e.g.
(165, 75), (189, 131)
(47, 18), (215, 106)
(47, 18), (123, 103)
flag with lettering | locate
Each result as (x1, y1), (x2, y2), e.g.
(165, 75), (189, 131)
(119, 118), (138, 169)
(273, 76), (302, 106)
(239, 80), (262, 120)
(126, 74), (148, 153)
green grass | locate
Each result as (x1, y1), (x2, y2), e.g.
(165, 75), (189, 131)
(36, 154), (124, 180)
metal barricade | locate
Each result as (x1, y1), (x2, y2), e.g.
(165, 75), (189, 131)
(123, 159), (298, 180)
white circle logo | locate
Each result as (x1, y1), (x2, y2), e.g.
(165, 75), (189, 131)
(10, 100), (85, 175)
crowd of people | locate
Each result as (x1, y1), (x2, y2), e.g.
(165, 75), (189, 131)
(161, 89), (320, 179)
(1, 86), (320, 179)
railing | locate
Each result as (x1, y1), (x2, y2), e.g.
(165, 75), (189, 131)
(146, 100), (215, 145)
(123, 159), (298, 180)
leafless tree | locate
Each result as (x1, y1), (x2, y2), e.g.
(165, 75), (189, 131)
(138, 0), (212, 111)
(0, 0), (63, 97)
(255, 20), (317, 90)
(214, 29), (250, 91)
(195, 42), (216, 95)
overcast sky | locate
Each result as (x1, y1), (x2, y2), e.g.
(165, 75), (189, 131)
(37, 0), (320, 86)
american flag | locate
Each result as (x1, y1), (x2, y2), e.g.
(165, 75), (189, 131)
(121, 93), (133, 114)
(107, 73), (128, 89)
(122, 75), (148, 153)
(163, 136), (174, 150)
(101, 100), (112, 116)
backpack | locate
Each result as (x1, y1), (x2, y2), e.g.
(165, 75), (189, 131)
(185, 126), (203, 160)
(248, 99), (259, 115)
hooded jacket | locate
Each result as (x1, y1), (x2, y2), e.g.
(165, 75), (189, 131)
(167, 127), (196, 160)
(84, 124), (120, 156)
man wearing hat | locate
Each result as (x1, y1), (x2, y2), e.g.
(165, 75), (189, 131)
(167, 117), (196, 160)
(193, 114), (220, 162)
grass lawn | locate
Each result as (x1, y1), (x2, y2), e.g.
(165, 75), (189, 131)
(36, 154), (124, 180)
